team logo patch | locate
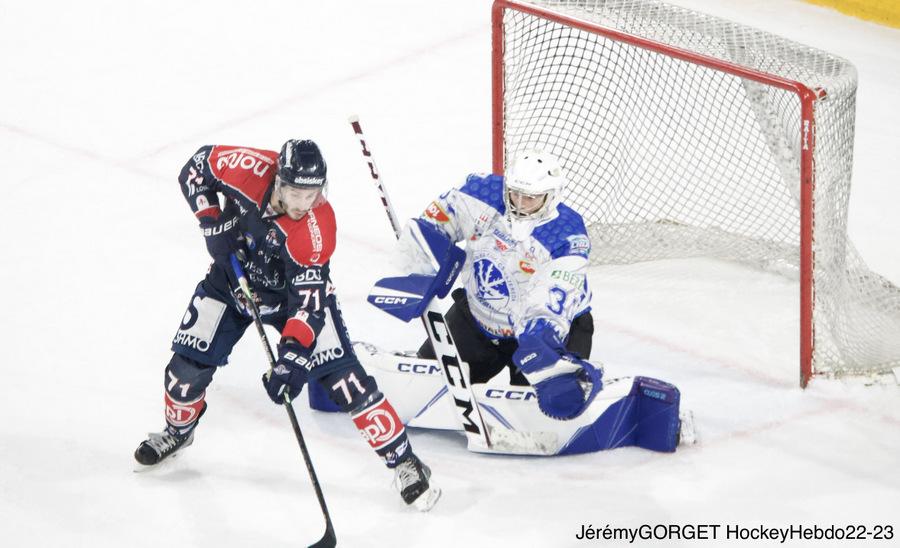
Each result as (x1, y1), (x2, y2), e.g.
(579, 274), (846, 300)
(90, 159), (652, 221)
(352, 399), (403, 450)
(474, 258), (510, 308)
(424, 201), (450, 223)
(165, 393), (205, 427)
(567, 234), (591, 257)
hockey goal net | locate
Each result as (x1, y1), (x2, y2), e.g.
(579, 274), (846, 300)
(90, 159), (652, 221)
(493, 0), (900, 386)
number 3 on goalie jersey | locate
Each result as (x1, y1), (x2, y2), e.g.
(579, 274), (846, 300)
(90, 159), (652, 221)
(547, 287), (568, 315)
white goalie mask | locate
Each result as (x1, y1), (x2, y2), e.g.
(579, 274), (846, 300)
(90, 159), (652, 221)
(503, 149), (567, 223)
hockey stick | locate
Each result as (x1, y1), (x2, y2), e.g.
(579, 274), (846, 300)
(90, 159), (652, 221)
(229, 254), (336, 548)
(348, 115), (493, 451)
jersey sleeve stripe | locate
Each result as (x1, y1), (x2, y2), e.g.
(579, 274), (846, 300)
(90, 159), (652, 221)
(282, 317), (316, 347)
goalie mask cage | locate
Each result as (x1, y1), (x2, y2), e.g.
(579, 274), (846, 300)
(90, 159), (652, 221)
(492, 0), (900, 386)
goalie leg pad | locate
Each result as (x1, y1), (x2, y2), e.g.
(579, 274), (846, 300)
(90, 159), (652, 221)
(633, 376), (681, 453)
(558, 376), (680, 455)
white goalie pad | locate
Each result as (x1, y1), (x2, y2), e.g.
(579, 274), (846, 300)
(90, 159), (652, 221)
(343, 342), (674, 456)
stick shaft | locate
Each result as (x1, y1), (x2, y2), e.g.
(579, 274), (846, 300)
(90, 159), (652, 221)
(229, 254), (337, 548)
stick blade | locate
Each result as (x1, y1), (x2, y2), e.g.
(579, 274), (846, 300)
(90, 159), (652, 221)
(309, 522), (336, 548)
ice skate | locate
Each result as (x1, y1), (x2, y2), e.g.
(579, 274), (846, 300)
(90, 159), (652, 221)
(393, 454), (441, 512)
(133, 426), (196, 468)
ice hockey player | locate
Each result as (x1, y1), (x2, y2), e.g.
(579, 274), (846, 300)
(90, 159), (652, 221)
(134, 139), (439, 510)
(395, 149), (600, 420)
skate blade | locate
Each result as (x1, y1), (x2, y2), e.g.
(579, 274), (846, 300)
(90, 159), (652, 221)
(412, 486), (442, 512)
(132, 447), (186, 473)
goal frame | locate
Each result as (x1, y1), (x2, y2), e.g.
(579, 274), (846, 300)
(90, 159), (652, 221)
(491, 0), (822, 387)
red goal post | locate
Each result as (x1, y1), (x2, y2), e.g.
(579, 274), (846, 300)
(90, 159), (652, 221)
(491, 0), (899, 386)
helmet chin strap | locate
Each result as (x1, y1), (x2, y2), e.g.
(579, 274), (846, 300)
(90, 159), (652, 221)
(273, 185), (286, 213)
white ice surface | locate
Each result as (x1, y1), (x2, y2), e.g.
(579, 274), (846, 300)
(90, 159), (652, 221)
(1, 1), (898, 547)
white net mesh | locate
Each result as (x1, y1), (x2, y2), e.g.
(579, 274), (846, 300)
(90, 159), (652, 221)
(497, 0), (900, 378)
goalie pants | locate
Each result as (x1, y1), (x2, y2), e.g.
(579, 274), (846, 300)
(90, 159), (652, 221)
(417, 288), (594, 385)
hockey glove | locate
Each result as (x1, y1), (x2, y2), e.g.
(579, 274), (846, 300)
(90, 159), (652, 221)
(263, 340), (313, 404)
(199, 212), (244, 263)
(513, 321), (603, 420)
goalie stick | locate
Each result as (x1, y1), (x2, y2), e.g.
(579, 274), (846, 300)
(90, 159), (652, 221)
(348, 115), (493, 451)
(230, 254), (337, 548)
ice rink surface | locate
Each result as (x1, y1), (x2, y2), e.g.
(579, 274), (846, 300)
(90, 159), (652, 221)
(1, 1), (898, 546)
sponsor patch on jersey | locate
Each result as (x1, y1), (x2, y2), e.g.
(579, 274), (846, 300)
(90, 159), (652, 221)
(265, 228), (279, 247)
(492, 228), (515, 252)
(423, 201), (450, 223)
(214, 147), (275, 177)
(308, 307), (345, 368)
(306, 210), (324, 263)
(173, 295), (227, 353)
(550, 269), (586, 288)
(519, 260), (535, 274)
(292, 268), (323, 286)
(566, 234), (591, 257)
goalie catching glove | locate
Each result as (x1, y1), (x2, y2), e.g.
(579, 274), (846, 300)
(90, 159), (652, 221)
(512, 320), (603, 420)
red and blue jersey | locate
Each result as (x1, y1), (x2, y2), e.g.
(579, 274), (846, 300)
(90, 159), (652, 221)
(178, 145), (337, 348)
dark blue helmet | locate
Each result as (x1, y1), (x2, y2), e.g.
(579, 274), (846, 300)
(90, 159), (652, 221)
(277, 139), (327, 189)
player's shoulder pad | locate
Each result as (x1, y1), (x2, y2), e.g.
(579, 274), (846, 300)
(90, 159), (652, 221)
(459, 173), (506, 214)
(277, 201), (337, 266)
(532, 204), (591, 259)
(207, 145), (279, 208)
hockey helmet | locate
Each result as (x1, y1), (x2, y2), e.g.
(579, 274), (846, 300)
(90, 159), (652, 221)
(274, 139), (328, 220)
(277, 139), (328, 189)
(503, 149), (567, 221)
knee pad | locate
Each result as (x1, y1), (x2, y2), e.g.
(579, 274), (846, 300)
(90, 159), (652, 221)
(164, 353), (217, 401)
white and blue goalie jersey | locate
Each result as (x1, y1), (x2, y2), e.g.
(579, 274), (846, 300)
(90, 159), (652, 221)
(406, 173), (592, 340)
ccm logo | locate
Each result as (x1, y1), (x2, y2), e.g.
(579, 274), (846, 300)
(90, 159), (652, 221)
(373, 296), (408, 304)
(485, 389), (536, 401)
(398, 363), (441, 375)
(520, 352), (538, 365)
